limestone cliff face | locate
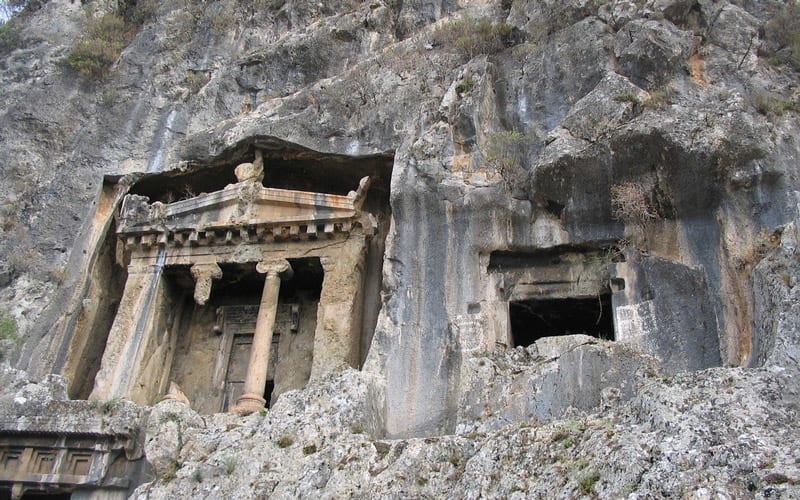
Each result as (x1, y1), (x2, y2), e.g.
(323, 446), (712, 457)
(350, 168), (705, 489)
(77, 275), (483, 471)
(1, 0), (800, 496)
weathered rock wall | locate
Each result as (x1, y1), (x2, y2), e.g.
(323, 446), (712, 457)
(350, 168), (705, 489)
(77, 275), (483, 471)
(0, 0), (798, 486)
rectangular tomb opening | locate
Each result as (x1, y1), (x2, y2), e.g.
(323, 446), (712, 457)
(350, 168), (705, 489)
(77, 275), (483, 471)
(488, 246), (622, 349)
(509, 295), (614, 347)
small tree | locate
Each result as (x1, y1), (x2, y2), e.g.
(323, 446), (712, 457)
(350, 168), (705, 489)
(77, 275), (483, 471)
(485, 127), (541, 190)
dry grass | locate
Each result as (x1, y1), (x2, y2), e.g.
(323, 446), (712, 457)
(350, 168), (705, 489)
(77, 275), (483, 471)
(435, 16), (513, 59)
(610, 182), (659, 224)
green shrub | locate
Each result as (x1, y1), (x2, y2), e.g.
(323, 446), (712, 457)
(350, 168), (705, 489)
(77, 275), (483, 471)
(642, 87), (674, 109)
(223, 455), (237, 475)
(99, 397), (122, 412)
(276, 436), (294, 448)
(455, 76), (476, 95)
(749, 88), (800, 118)
(779, 101), (800, 113)
(0, 308), (19, 361)
(161, 460), (178, 482)
(485, 127), (540, 187)
(487, 129), (526, 170)
(614, 92), (643, 107)
(0, 310), (18, 351)
(187, 70), (210, 94)
(124, 0), (159, 26)
(0, 20), (22, 53)
(206, 8), (236, 35)
(578, 470), (600, 495)
(435, 16), (513, 59)
(764, 3), (800, 71)
(67, 13), (134, 80)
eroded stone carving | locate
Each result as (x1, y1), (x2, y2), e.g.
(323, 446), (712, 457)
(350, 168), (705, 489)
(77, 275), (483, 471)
(190, 262), (223, 306)
(118, 175), (375, 249)
(233, 149), (265, 183)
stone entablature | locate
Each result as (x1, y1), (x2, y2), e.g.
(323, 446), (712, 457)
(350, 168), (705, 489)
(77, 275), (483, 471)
(0, 435), (128, 493)
(0, 400), (144, 498)
(117, 176), (375, 249)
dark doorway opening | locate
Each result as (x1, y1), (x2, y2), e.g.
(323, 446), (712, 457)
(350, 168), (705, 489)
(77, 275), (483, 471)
(510, 295), (614, 347)
(264, 380), (275, 408)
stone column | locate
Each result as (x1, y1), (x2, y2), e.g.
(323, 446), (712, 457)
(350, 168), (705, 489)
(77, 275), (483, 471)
(233, 259), (292, 414)
(190, 262), (222, 305)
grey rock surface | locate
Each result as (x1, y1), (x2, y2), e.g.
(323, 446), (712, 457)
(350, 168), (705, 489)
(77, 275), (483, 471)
(0, 0), (798, 496)
(131, 343), (800, 498)
(753, 220), (800, 370)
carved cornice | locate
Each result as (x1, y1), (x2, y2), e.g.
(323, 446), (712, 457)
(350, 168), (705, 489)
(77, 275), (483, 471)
(118, 177), (376, 250)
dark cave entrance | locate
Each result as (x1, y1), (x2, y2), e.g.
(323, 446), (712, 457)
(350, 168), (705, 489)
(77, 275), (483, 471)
(509, 294), (615, 347)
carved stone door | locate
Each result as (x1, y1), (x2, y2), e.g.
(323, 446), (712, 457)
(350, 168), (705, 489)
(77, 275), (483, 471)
(214, 305), (296, 411)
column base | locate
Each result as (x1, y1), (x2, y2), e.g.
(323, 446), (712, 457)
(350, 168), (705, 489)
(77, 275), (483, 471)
(230, 393), (266, 415)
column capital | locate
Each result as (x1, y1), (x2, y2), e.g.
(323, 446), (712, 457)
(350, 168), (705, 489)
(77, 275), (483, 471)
(190, 262), (223, 306)
(256, 259), (293, 279)
(190, 262), (223, 280)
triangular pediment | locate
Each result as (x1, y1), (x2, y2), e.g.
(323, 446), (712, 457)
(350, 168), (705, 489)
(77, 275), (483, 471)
(117, 178), (373, 246)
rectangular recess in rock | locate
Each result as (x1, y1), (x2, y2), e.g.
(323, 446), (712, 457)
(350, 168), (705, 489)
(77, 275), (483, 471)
(509, 295), (614, 347)
(208, 258), (321, 413)
(488, 246), (621, 348)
